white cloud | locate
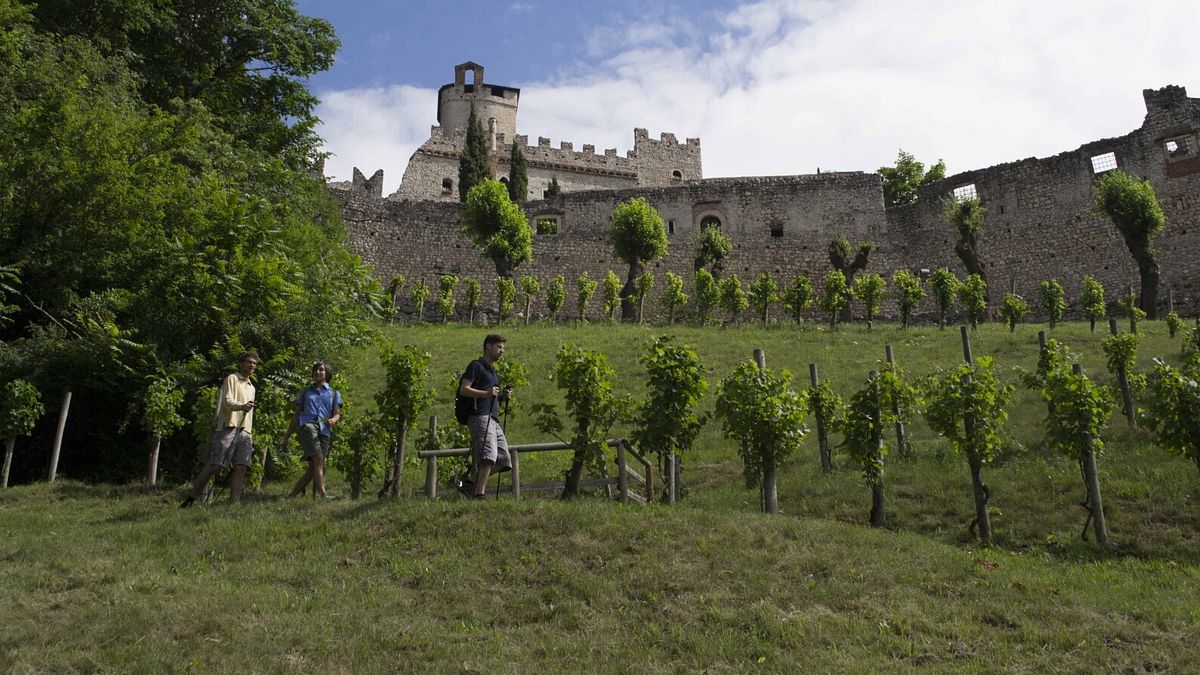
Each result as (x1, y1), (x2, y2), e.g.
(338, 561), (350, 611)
(313, 0), (1199, 194)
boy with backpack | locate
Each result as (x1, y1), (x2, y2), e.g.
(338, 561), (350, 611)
(456, 334), (511, 499)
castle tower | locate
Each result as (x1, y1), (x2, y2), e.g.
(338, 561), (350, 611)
(437, 62), (520, 141)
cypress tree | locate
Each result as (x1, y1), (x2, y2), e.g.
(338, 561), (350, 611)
(545, 176), (561, 199)
(458, 104), (490, 202)
(508, 140), (528, 203)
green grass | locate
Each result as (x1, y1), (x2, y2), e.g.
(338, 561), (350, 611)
(3, 320), (1199, 671)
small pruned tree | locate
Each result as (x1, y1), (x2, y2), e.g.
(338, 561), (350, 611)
(1117, 290), (1146, 334)
(437, 275), (459, 323)
(1166, 312), (1183, 339)
(806, 374), (842, 473)
(747, 273), (777, 325)
(1102, 330), (1141, 427)
(851, 273), (886, 329)
(141, 376), (185, 486)
(1143, 357), (1200, 475)
(819, 269), (849, 328)
(633, 336), (707, 497)
(944, 196), (987, 287)
(891, 269), (925, 329)
(462, 277), (481, 325)
(576, 273), (597, 321)
(495, 277), (516, 323)
(610, 197), (668, 320)
(694, 226), (732, 278)
(715, 361), (808, 514)
(929, 268), (960, 328)
(694, 269), (718, 325)
(781, 274), (814, 324)
(519, 275), (540, 325)
(461, 178), (534, 279)
(878, 149), (947, 208)
(718, 274), (748, 325)
(635, 272), (654, 323)
(458, 104), (490, 202)
(507, 140), (528, 203)
(958, 273), (988, 330)
(1093, 170), (1165, 318)
(1080, 275), (1106, 332)
(1039, 280), (1066, 329)
(829, 237), (873, 322)
(601, 270), (622, 320)
(1, 380), (44, 489)
(385, 274), (406, 323)
(998, 293), (1030, 333)
(546, 274), (566, 322)
(839, 372), (889, 526)
(410, 279), (430, 323)
(660, 271), (687, 325)
(376, 344), (434, 498)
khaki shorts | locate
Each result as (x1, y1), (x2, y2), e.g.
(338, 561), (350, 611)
(298, 422), (332, 459)
(207, 427), (253, 468)
(468, 414), (510, 470)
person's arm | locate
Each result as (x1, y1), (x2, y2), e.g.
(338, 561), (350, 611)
(458, 378), (499, 399)
(327, 395), (341, 427)
(222, 374), (253, 411)
(279, 403), (302, 449)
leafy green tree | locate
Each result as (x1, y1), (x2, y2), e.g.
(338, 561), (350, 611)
(601, 270), (622, 320)
(437, 275), (459, 323)
(544, 176), (561, 199)
(715, 361), (808, 514)
(386, 275), (406, 323)
(891, 269), (925, 328)
(878, 149), (947, 208)
(1094, 170), (1165, 318)
(634, 272), (654, 324)
(507, 140), (528, 203)
(929, 268), (960, 328)
(141, 376), (185, 485)
(1166, 312), (1183, 339)
(718, 274), (748, 325)
(828, 237), (873, 322)
(410, 279), (430, 323)
(1, 379), (43, 489)
(462, 277), (481, 325)
(839, 372), (891, 526)
(660, 272), (687, 325)
(958, 274), (988, 329)
(1102, 331), (1141, 427)
(546, 274), (566, 321)
(461, 179), (533, 278)
(375, 345), (434, 498)
(1080, 275), (1106, 332)
(633, 336), (707, 494)
(747, 273), (778, 325)
(610, 197), (668, 320)
(780, 274), (814, 324)
(330, 409), (390, 499)
(693, 269), (719, 325)
(495, 277), (516, 323)
(1143, 357), (1200, 475)
(819, 270), (849, 328)
(519, 275), (540, 325)
(575, 273), (597, 321)
(807, 377), (843, 473)
(693, 226), (732, 278)
(944, 197), (988, 288)
(998, 293), (1029, 332)
(1039, 280), (1066, 329)
(851, 273), (886, 329)
(1117, 290), (1146, 334)
(458, 104), (490, 201)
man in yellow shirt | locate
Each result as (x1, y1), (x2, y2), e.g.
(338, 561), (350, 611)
(180, 352), (258, 507)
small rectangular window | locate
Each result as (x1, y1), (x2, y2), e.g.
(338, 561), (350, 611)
(536, 218), (559, 235)
(1090, 152), (1118, 173)
(1165, 135), (1195, 160)
(952, 184), (978, 202)
(667, 219), (675, 235)
(770, 224), (783, 238)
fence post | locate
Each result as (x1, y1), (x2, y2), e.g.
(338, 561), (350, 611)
(666, 453), (676, 506)
(869, 371), (885, 527)
(885, 344), (909, 459)
(424, 415), (438, 498)
(617, 441), (628, 501)
(511, 449), (521, 500)
(810, 363), (832, 473)
(47, 390), (72, 483)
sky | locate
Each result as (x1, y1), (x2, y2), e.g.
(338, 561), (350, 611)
(295, 0), (1199, 196)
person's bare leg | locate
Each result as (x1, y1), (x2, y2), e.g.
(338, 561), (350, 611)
(189, 464), (222, 499)
(314, 455), (327, 497)
(289, 463), (313, 497)
(473, 460), (493, 497)
(229, 464), (248, 501)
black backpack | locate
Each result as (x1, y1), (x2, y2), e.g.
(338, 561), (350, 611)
(454, 360), (480, 425)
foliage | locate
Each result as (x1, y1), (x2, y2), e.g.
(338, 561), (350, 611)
(929, 268), (960, 327)
(545, 275), (566, 320)
(1042, 361), (1114, 458)
(660, 271), (687, 324)
(878, 149), (947, 208)
(780, 275), (814, 323)
(437, 275), (459, 323)
(495, 277), (516, 323)
(819, 270), (848, 327)
(1039, 280), (1066, 328)
(879, 361), (918, 444)
(544, 176), (561, 199)
(328, 409), (390, 491)
(386, 275), (406, 320)
(746, 273), (777, 324)
(717, 275), (748, 324)
(1093, 170), (1165, 318)
(458, 104), (490, 202)
(851, 273), (886, 326)
(462, 277), (481, 323)
(1166, 312), (1183, 339)
(602, 270), (622, 320)
(1142, 358), (1200, 473)
(715, 362), (808, 489)
(507, 140), (528, 203)
(519, 275), (540, 323)
(410, 279), (430, 322)
(944, 197), (987, 280)
(140, 376), (185, 439)
(693, 269), (719, 325)
(575, 273), (597, 321)
(0, 379), (43, 440)
(921, 357), (1014, 465)
(998, 293), (1030, 332)
(634, 272), (654, 323)
(958, 274), (988, 329)
(375, 345), (434, 434)
(1101, 332), (1143, 390)
(694, 226), (731, 275)
(807, 380), (843, 430)
(891, 269), (925, 328)
(461, 179), (533, 278)
(610, 198), (668, 320)
(1117, 291), (1146, 334)
(1080, 276), (1106, 331)
(632, 336), (707, 465)
(839, 374), (887, 485)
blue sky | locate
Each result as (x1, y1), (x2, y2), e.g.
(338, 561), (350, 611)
(295, 0), (1199, 195)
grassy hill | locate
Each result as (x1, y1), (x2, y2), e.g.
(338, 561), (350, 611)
(2, 320), (1199, 671)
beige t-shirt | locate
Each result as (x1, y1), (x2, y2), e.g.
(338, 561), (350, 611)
(212, 372), (255, 433)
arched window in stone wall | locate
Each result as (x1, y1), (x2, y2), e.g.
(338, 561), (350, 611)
(700, 215), (722, 230)
(672, 169), (683, 180)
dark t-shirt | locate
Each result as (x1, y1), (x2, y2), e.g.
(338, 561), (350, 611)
(462, 358), (499, 419)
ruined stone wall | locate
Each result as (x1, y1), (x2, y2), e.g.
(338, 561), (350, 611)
(632, 128), (703, 187)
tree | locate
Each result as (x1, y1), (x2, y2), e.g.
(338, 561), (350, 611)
(576, 273), (597, 321)
(1117, 290), (1147, 335)
(998, 293), (1029, 332)
(507, 140), (528, 203)
(828, 237), (873, 322)
(495, 277), (516, 323)
(944, 197), (988, 288)
(929, 268), (960, 328)
(546, 275), (566, 321)
(660, 272), (687, 325)
(693, 226), (732, 278)
(819, 270), (849, 328)
(461, 179), (533, 278)
(839, 372), (890, 526)
(892, 269), (925, 328)
(633, 336), (707, 496)
(375, 345), (434, 498)
(780, 275), (814, 324)
(458, 104), (490, 201)
(1080, 276), (1106, 332)
(718, 274), (748, 325)
(610, 197), (668, 320)
(385, 275), (406, 323)
(959, 274), (988, 330)
(851, 273), (886, 329)
(544, 176), (561, 199)
(437, 275), (459, 323)
(1, 379), (44, 489)
(410, 279), (430, 323)
(1039, 280), (1066, 329)
(462, 277), (481, 325)
(1143, 357), (1200, 475)
(141, 376), (185, 485)
(518, 275), (540, 325)
(634, 272), (654, 323)
(747, 273), (778, 325)
(693, 269), (719, 325)
(878, 149), (947, 208)
(601, 270), (622, 320)
(1094, 170), (1165, 318)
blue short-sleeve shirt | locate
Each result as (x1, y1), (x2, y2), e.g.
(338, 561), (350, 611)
(295, 383), (343, 437)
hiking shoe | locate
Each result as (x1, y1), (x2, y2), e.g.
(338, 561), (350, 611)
(179, 496), (195, 509)
(322, 493), (340, 500)
(456, 478), (475, 497)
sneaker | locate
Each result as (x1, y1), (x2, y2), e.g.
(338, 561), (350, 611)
(456, 476), (475, 497)
(322, 493), (340, 501)
(471, 493), (487, 500)
(179, 496), (195, 509)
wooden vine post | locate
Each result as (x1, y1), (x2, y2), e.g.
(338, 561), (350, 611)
(809, 363), (833, 473)
(868, 371), (886, 527)
(1108, 318), (1136, 428)
(1073, 363), (1108, 546)
(960, 326), (993, 544)
(424, 415), (438, 499)
(884, 345), (909, 459)
(753, 348), (778, 514)
(47, 390), (72, 482)
(1038, 330), (1054, 417)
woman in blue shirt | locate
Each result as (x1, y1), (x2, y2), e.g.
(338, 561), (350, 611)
(282, 362), (343, 498)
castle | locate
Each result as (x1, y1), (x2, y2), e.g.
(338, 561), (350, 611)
(329, 63), (1200, 321)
